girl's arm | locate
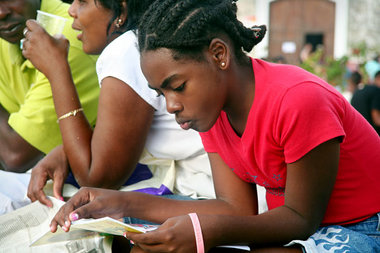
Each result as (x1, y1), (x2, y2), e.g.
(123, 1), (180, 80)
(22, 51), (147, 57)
(50, 152), (259, 230)
(125, 137), (340, 251)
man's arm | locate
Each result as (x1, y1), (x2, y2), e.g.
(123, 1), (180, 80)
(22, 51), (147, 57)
(0, 104), (44, 173)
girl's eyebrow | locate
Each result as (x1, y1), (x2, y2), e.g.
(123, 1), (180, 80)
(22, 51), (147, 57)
(147, 74), (179, 91)
(160, 74), (178, 89)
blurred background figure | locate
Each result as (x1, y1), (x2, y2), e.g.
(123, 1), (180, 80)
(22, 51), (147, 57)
(343, 71), (363, 102)
(351, 70), (380, 135)
(300, 43), (313, 63)
(365, 54), (380, 84)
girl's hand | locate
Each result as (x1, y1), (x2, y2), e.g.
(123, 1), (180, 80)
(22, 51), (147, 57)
(125, 215), (198, 253)
(50, 187), (127, 233)
(21, 19), (69, 79)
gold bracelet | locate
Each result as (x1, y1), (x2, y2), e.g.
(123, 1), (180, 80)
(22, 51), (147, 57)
(57, 108), (83, 123)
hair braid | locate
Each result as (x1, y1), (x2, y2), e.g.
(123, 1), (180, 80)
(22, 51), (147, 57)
(157, 0), (199, 36)
(138, 0), (266, 62)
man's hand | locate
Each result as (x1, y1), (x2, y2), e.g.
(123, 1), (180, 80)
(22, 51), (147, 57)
(27, 145), (69, 207)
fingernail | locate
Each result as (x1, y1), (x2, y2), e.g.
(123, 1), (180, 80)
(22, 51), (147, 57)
(59, 196), (64, 201)
(62, 226), (68, 232)
(129, 240), (135, 245)
(65, 220), (70, 227)
(50, 225), (54, 232)
(123, 232), (127, 238)
(70, 212), (79, 221)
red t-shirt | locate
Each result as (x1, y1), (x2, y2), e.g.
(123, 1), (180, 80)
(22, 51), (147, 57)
(200, 59), (380, 225)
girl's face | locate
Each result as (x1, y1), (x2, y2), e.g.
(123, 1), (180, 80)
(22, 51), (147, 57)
(140, 48), (227, 132)
(68, 0), (114, 54)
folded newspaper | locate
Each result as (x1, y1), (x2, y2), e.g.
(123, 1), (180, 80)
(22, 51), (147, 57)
(31, 216), (158, 246)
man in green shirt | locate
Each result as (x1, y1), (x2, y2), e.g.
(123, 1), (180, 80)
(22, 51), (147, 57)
(0, 0), (99, 172)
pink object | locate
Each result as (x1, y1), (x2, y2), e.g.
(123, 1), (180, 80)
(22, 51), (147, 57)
(188, 213), (205, 253)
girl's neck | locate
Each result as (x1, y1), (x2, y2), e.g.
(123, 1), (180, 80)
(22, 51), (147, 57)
(224, 59), (255, 137)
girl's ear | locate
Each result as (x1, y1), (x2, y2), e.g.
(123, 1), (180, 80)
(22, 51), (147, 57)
(209, 38), (229, 70)
(121, 1), (128, 21)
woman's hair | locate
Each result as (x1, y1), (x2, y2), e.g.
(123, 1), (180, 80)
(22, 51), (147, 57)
(138, 0), (266, 63)
(95, 0), (153, 35)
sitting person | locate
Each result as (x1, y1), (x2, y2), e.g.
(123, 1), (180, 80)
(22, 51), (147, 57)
(19, 0), (215, 213)
(50, 0), (380, 252)
(0, 0), (99, 173)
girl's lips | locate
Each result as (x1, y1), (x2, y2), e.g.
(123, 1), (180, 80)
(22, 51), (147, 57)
(179, 121), (191, 130)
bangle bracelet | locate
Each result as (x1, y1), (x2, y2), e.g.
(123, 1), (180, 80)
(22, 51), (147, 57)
(188, 213), (205, 253)
(57, 108), (83, 123)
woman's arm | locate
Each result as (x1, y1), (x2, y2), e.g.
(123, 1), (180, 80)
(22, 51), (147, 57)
(67, 77), (154, 188)
(23, 20), (154, 189)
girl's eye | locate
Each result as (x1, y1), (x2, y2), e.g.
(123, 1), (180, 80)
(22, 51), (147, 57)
(173, 82), (186, 92)
(156, 90), (164, 97)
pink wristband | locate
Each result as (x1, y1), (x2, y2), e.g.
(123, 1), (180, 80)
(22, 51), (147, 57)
(188, 213), (205, 253)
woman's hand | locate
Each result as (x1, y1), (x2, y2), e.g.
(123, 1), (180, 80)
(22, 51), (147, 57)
(126, 215), (198, 253)
(27, 145), (69, 207)
(21, 19), (69, 79)
(50, 187), (128, 232)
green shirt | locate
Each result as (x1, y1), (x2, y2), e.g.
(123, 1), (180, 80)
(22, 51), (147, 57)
(0, 0), (99, 154)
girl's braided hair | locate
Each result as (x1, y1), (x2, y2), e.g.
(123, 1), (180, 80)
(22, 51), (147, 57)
(138, 0), (266, 63)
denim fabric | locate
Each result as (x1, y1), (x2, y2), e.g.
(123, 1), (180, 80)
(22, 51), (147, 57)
(123, 194), (195, 225)
(287, 213), (380, 253)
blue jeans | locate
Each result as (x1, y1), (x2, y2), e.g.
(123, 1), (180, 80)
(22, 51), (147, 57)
(287, 213), (380, 252)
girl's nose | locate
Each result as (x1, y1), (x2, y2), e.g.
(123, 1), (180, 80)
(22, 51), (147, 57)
(165, 94), (182, 114)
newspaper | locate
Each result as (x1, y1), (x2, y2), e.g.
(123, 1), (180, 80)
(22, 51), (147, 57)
(32, 217), (158, 246)
(0, 197), (112, 253)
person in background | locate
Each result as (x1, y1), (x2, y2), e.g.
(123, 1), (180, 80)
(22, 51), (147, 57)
(351, 70), (380, 135)
(21, 0), (214, 213)
(49, 0), (380, 252)
(0, 0), (99, 173)
(364, 54), (380, 83)
(343, 70), (363, 102)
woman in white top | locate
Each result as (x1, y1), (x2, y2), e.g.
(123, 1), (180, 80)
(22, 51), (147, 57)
(20, 0), (214, 210)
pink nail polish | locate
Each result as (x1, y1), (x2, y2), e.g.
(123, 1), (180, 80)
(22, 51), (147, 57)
(70, 212), (79, 221)
(59, 196), (64, 201)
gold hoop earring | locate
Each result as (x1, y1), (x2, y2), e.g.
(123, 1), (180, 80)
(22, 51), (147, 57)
(116, 18), (123, 28)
